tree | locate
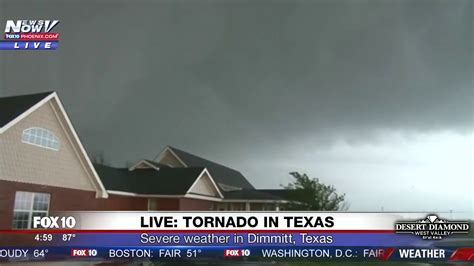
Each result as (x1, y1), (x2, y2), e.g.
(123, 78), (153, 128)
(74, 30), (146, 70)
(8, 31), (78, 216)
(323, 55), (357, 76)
(282, 172), (347, 211)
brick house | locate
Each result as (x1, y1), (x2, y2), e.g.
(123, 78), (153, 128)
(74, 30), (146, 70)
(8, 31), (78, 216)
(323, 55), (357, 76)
(0, 92), (287, 230)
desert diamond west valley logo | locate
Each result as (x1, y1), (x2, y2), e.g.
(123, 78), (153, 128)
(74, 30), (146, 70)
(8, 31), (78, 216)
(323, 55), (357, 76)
(395, 215), (470, 240)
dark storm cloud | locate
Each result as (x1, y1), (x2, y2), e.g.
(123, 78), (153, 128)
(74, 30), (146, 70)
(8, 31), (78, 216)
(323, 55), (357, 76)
(0, 0), (472, 166)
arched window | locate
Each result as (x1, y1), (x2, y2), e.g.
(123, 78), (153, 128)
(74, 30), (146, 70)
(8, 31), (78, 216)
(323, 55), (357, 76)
(21, 127), (60, 151)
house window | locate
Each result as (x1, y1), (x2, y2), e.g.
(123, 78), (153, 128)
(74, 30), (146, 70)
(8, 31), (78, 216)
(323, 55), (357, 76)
(12, 192), (50, 229)
(21, 127), (60, 151)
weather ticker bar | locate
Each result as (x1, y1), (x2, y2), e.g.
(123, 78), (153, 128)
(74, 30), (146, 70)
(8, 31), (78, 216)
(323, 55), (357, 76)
(0, 212), (472, 263)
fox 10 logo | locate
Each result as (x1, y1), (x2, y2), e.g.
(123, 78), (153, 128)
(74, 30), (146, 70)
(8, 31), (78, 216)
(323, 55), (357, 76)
(1, 20), (60, 50)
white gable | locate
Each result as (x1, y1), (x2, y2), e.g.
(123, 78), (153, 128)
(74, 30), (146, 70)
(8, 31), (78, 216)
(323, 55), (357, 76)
(0, 93), (107, 198)
(129, 159), (159, 171)
(187, 170), (221, 197)
(157, 148), (186, 167)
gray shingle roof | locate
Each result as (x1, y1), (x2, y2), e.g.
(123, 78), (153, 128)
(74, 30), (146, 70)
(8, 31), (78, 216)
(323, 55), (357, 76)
(224, 189), (285, 200)
(256, 189), (292, 199)
(168, 146), (255, 190)
(94, 164), (205, 195)
(143, 159), (169, 169)
(0, 91), (53, 127)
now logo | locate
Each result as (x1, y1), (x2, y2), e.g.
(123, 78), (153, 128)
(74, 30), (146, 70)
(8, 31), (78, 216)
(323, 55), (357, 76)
(4, 20), (59, 33)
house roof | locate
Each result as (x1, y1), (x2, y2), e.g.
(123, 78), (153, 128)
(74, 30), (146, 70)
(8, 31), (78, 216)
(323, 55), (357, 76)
(0, 91), (54, 128)
(223, 189), (284, 201)
(96, 162), (285, 201)
(94, 163), (206, 195)
(129, 159), (170, 170)
(167, 146), (255, 190)
(257, 189), (292, 199)
(143, 159), (169, 169)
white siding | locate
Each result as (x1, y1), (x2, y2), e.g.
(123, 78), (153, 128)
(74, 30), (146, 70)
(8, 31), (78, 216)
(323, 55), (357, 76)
(189, 172), (219, 197)
(0, 101), (96, 191)
(158, 150), (185, 167)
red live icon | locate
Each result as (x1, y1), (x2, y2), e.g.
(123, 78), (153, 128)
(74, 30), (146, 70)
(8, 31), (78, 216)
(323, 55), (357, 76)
(224, 249), (241, 257)
(71, 249), (88, 257)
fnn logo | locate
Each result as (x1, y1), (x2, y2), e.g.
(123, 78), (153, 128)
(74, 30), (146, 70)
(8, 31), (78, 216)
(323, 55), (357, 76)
(5, 20), (59, 33)
(1, 19), (60, 50)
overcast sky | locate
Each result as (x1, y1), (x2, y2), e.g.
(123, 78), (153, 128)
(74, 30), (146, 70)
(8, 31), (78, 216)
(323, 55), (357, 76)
(0, 0), (472, 218)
